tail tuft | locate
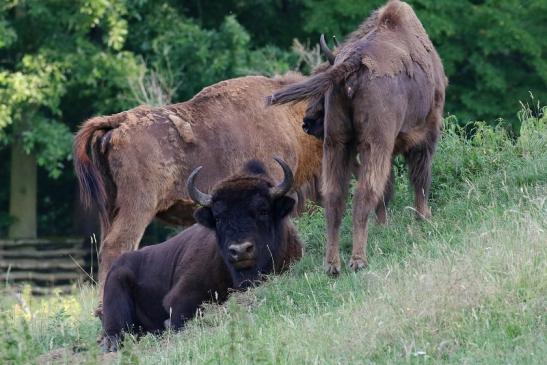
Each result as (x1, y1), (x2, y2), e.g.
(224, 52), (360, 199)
(268, 72), (334, 106)
(268, 56), (362, 106)
(73, 117), (118, 231)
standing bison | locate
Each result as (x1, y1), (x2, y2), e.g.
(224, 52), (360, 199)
(268, 0), (447, 274)
(74, 74), (321, 289)
(100, 158), (303, 352)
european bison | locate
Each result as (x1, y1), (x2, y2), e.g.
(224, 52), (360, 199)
(74, 73), (321, 291)
(301, 10), (409, 223)
(100, 158), (303, 352)
(268, 0), (447, 274)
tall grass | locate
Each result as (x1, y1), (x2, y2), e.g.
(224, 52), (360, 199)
(1, 105), (545, 364)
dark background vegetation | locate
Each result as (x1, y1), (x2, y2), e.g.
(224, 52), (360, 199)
(0, 0), (546, 238)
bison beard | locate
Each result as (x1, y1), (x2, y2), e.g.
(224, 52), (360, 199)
(268, 0), (447, 274)
(99, 159), (303, 352)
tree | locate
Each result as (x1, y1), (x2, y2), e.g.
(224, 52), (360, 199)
(123, 2), (296, 102)
(0, 0), (140, 237)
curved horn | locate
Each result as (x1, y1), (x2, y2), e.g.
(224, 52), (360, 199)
(269, 157), (294, 199)
(320, 34), (335, 65)
(186, 166), (212, 207)
(332, 35), (340, 47)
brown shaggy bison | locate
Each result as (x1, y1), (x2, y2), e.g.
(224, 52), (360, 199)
(268, 0), (447, 275)
(99, 158), (303, 352)
(74, 74), (321, 289)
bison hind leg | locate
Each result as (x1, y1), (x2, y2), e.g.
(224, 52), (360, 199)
(375, 164), (395, 225)
(404, 139), (437, 220)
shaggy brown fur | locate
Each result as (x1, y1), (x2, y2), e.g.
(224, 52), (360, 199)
(99, 160), (303, 352)
(268, 0), (447, 274)
(74, 74), (322, 296)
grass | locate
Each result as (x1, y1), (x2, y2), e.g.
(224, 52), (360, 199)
(1, 105), (546, 364)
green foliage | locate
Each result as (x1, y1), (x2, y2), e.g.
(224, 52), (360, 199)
(126, 5), (294, 101)
(145, 14), (253, 100)
(0, 54), (65, 133)
(177, 0), (309, 48)
(0, 0), (141, 177)
(21, 118), (73, 178)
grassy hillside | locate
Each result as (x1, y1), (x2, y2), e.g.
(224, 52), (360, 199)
(1, 105), (546, 364)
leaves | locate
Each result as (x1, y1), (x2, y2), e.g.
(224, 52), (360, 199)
(21, 117), (72, 178)
(0, 0), (139, 176)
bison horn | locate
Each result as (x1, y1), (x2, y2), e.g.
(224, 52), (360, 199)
(332, 35), (339, 47)
(269, 157), (294, 199)
(320, 34), (335, 65)
(187, 166), (212, 207)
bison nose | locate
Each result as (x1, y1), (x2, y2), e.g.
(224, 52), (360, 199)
(228, 241), (255, 260)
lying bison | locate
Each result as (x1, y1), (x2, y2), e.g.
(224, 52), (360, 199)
(100, 158), (303, 352)
(269, 0), (447, 274)
(74, 73), (321, 289)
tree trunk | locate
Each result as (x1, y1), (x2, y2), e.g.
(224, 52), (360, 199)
(8, 141), (37, 238)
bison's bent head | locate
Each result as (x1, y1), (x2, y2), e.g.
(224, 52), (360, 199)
(300, 34), (339, 140)
(303, 95), (325, 139)
(187, 158), (295, 289)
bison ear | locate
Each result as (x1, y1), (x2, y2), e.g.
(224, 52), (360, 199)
(194, 207), (215, 229)
(272, 196), (295, 220)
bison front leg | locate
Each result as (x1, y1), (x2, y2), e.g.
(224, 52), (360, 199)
(351, 138), (393, 271)
(100, 265), (138, 352)
(322, 141), (353, 276)
(162, 279), (208, 331)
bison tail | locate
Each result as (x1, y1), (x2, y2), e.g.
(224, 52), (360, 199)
(73, 116), (119, 231)
(267, 58), (361, 106)
(266, 72), (333, 105)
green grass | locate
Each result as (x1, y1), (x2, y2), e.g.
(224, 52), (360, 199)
(1, 106), (546, 364)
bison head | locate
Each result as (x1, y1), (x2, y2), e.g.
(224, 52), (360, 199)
(187, 158), (295, 288)
(303, 95), (325, 139)
(301, 33), (339, 140)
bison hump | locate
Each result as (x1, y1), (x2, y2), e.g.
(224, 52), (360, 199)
(361, 41), (414, 78)
(359, 1), (436, 80)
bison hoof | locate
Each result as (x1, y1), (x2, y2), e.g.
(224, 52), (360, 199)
(99, 334), (121, 353)
(376, 215), (388, 225)
(325, 263), (341, 276)
(416, 210), (432, 220)
(349, 257), (367, 272)
(416, 206), (431, 219)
